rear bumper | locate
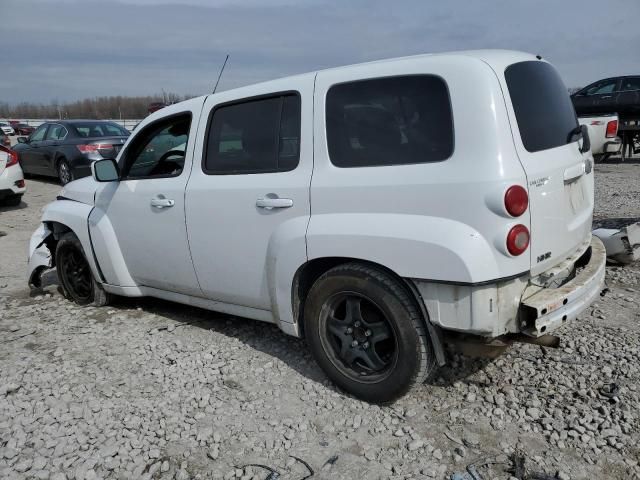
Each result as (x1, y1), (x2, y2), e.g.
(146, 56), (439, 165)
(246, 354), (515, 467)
(603, 138), (622, 154)
(520, 235), (606, 337)
(0, 165), (26, 198)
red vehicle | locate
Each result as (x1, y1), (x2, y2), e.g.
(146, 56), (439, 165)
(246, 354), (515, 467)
(14, 123), (35, 136)
(148, 102), (166, 114)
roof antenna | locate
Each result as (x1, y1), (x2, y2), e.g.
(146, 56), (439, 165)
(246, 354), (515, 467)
(212, 54), (230, 94)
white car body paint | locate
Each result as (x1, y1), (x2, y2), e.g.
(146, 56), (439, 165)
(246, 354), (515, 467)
(578, 114), (622, 156)
(0, 149), (26, 199)
(27, 50), (606, 341)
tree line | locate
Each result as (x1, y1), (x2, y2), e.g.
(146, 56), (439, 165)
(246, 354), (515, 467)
(0, 92), (193, 120)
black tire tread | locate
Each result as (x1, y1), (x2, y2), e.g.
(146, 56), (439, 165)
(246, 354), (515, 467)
(56, 232), (111, 307)
(307, 261), (436, 402)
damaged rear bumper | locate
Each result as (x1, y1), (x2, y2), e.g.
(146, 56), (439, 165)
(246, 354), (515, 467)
(27, 223), (53, 288)
(520, 235), (606, 337)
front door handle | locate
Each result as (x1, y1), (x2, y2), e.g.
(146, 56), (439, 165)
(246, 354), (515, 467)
(151, 197), (175, 208)
(256, 197), (293, 209)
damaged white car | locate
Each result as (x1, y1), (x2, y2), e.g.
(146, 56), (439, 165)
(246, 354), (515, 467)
(28, 50), (606, 402)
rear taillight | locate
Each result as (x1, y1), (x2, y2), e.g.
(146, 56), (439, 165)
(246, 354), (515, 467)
(6, 149), (19, 167)
(605, 120), (618, 138)
(504, 185), (528, 217)
(76, 143), (114, 155)
(507, 224), (530, 256)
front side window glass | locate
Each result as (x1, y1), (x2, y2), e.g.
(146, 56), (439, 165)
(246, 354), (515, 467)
(30, 125), (47, 142)
(123, 115), (191, 179)
(584, 80), (617, 96)
(326, 75), (454, 167)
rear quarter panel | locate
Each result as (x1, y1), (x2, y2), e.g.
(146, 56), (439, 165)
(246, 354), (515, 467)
(310, 55), (530, 284)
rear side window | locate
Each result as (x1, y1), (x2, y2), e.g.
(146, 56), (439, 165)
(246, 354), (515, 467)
(326, 75), (453, 168)
(505, 61), (578, 153)
(204, 94), (301, 174)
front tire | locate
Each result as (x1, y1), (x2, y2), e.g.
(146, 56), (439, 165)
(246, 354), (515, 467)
(304, 263), (436, 403)
(55, 232), (110, 306)
(57, 158), (73, 185)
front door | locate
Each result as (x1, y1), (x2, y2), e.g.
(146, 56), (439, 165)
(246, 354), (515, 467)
(93, 106), (202, 296)
(19, 124), (49, 174)
(186, 80), (314, 311)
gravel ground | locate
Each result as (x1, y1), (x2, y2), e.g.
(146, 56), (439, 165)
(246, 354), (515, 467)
(1, 160), (639, 480)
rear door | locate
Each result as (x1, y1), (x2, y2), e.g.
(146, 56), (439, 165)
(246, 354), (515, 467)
(186, 78), (313, 311)
(503, 60), (593, 275)
(617, 77), (640, 117)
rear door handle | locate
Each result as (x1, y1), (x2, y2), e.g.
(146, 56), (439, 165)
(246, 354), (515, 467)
(151, 197), (175, 208)
(256, 197), (293, 209)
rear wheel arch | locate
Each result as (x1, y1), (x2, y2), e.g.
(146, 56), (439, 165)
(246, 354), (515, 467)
(292, 257), (441, 347)
(302, 260), (438, 402)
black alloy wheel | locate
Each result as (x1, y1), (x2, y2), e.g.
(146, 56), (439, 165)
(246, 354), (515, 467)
(305, 263), (436, 403)
(57, 159), (72, 185)
(55, 232), (111, 306)
(320, 293), (397, 382)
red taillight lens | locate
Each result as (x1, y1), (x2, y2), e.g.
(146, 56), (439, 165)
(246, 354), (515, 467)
(77, 144), (99, 154)
(605, 120), (618, 138)
(77, 144), (114, 155)
(6, 149), (19, 167)
(504, 185), (528, 217)
(507, 224), (530, 256)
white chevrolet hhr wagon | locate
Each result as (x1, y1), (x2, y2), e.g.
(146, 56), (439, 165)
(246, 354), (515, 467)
(28, 50), (606, 402)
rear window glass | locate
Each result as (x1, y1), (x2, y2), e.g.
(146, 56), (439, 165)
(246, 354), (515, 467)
(505, 61), (578, 153)
(73, 123), (129, 138)
(326, 75), (454, 167)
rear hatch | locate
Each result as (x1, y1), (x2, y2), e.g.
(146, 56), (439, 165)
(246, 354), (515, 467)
(503, 60), (593, 275)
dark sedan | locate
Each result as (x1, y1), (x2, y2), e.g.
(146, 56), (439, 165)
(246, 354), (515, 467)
(571, 75), (640, 119)
(13, 120), (129, 184)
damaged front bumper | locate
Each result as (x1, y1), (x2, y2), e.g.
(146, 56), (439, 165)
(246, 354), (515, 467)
(27, 223), (53, 288)
(520, 235), (606, 337)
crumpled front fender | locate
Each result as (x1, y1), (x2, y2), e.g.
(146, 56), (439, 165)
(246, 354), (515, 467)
(27, 223), (53, 288)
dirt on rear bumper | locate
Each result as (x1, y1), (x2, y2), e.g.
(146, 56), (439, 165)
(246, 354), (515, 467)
(520, 235), (606, 337)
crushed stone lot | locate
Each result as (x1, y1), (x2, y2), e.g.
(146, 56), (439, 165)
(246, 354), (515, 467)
(1, 161), (640, 480)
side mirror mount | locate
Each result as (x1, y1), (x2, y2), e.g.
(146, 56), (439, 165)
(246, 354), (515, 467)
(91, 158), (120, 182)
(17, 137), (28, 144)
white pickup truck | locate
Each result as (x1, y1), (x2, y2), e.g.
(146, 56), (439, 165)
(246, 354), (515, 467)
(578, 113), (622, 161)
(27, 50), (606, 402)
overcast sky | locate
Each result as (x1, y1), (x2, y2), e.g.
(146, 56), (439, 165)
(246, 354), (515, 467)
(1, 0), (638, 103)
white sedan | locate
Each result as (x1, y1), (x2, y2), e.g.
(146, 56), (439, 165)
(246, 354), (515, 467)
(0, 122), (16, 136)
(0, 146), (26, 206)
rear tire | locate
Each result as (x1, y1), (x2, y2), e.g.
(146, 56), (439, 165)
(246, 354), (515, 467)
(55, 232), (111, 307)
(304, 262), (436, 403)
(57, 158), (73, 185)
